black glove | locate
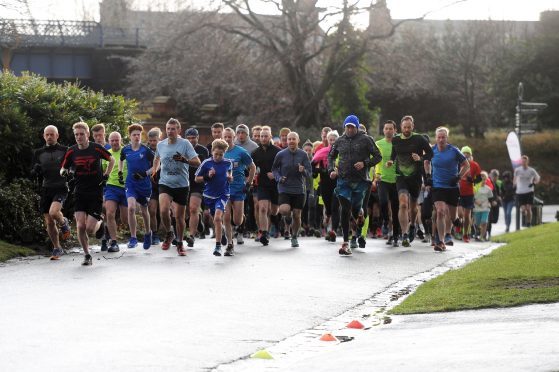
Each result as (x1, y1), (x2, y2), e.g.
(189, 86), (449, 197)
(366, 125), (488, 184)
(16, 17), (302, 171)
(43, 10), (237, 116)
(466, 175), (474, 184)
(450, 175), (460, 186)
(172, 152), (187, 163)
(118, 171), (125, 184)
(99, 174), (109, 187)
(528, 183), (535, 188)
(31, 164), (42, 177)
(424, 175), (433, 187)
(133, 171), (146, 181)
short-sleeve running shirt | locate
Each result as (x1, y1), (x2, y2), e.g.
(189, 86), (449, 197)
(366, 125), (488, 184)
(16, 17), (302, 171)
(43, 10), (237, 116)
(390, 133), (433, 177)
(225, 145), (253, 192)
(195, 158), (233, 198)
(121, 144), (154, 186)
(156, 137), (198, 188)
(432, 144), (466, 189)
(61, 142), (112, 193)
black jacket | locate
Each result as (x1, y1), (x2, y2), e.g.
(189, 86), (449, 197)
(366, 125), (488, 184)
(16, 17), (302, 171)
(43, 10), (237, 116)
(32, 143), (68, 189)
(328, 132), (382, 182)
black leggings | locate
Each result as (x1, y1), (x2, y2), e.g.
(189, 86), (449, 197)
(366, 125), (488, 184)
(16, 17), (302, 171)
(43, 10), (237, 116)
(378, 181), (401, 236)
(339, 196), (362, 242)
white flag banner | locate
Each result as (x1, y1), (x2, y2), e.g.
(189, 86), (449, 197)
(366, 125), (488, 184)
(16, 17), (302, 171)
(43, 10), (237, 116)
(506, 131), (522, 169)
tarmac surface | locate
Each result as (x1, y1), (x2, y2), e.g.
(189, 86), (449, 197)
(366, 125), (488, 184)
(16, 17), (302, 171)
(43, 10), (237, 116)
(0, 205), (557, 371)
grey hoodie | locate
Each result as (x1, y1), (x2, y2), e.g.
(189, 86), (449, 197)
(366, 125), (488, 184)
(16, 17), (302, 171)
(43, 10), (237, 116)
(272, 147), (312, 194)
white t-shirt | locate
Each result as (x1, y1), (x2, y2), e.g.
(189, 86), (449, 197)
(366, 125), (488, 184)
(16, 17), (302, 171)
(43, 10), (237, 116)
(514, 166), (540, 194)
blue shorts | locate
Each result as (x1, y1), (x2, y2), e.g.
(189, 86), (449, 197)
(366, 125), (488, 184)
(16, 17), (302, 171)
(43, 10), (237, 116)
(335, 179), (369, 211)
(125, 183), (151, 207)
(230, 186), (246, 202)
(473, 210), (490, 225)
(104, 185), (128, 207)
(204, 195), (229, 216)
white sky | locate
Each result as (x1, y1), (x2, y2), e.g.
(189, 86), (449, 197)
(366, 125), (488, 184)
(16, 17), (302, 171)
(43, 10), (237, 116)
(2, 0), (558, 24)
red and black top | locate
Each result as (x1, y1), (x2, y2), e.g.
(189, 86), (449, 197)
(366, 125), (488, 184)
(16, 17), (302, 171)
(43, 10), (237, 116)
(61, 142), (112, 194)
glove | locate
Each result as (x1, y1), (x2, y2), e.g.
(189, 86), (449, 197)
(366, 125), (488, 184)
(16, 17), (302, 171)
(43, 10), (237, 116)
(99, 174), (109, 187)
(528, 183), (535, 188)
(60, 168), (69, 177)
(424, 175), (433, 187)
(466, 176), (474, 183)
(31, 164), (42, 177)
(133, 171), (146, 181)
(450, 175), (460, 186)
(172, 152), (187, 163)
(118, 171), (125, 184)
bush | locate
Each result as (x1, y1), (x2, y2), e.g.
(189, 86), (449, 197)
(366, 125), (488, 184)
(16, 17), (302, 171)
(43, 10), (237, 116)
(0, 71), (137, 182)
(0, 179), (46, 245)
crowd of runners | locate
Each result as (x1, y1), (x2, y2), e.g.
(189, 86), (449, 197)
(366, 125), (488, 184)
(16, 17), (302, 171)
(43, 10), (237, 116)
(32, 115), (541, 265)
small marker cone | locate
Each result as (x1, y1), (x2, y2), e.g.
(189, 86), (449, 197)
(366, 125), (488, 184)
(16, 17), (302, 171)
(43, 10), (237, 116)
(319, 333), (338, 341)
(347, 320), (365, 329)
(251, 349), (273, 359)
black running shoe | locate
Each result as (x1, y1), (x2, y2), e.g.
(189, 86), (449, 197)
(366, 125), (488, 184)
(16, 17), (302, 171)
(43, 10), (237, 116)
(409, 225), (416, 243)
(221, 232), (228, 246)
(417, 228), (425, 240)
(224, 244), (235, 256)
(82, 254), (92, 266)
(186, 236), (195, 248)
(386, 235), (393, 245)
(100, 239), (108, 252)
(260, 233), (269, 246)
(213, 244), (222, 256)
(357, 235), (366, 248)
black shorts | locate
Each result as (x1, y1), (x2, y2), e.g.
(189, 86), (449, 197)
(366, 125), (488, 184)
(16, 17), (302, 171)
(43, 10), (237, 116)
(159, 184), (189, 206)
(368, 190), (379, 208)
(40, 187), (68, 214)
(150, 183), (159, 201)
(431, 187), (460, 207)
(74, 191), (103, 220)
(278, 193), (306, 210)
(396, 175), (422, 201)
(459, 195), (475, 209)
(189, 182), (204, 196)
(257, 186), (279, 205)
(517, 192), (534, 206)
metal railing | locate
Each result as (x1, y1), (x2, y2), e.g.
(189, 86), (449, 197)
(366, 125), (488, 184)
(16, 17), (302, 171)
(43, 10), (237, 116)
(0, 19), (145, 48)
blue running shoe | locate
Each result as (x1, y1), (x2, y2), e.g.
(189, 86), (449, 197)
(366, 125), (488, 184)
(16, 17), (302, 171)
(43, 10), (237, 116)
(152, 234), (161, 245)
(143, 232), (152, 250)
(128, 237), (138, 249)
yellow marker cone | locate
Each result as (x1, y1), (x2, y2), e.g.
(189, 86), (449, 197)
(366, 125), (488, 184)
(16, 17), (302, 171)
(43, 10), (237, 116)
(250, 349), (273, 359)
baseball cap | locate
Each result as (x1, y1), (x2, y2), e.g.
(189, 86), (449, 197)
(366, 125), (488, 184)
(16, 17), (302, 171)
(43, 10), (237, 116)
(461, 146), (473, 155)
(185, 128), (199, 137)
(343, 115), (359, 127)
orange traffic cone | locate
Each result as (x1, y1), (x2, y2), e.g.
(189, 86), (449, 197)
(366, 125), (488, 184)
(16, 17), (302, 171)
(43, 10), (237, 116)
(319, 333), (338, 341)
(346, 320), (365, 329)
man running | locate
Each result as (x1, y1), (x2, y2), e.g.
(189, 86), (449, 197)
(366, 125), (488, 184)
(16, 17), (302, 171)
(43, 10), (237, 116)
(375, 120), (401, 247)
(386, 115), (433, 248)
(251, 126), (281, 246)
(235, 124), (259, 242)
(328, 115), (382, 255)
(222, 127), (256, 256)
(429, 127), (470, 251)
(152, 118), (201, 256)
(60, 122), (114, 266)
(513, 155), (540, 228)
(119, 124), (155, 250)
(185, 128), (209, 248)
(251, 125), (262, 145)
(206, 122), (224, 154)
(32, 125), (71, 260)
(147, 127), (162, 245)
(272, 132), (312, 248)
(91, 123), (111, 150)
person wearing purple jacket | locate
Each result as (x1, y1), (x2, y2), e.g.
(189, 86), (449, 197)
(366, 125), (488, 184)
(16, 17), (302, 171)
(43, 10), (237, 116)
(272, 132), (312, 248)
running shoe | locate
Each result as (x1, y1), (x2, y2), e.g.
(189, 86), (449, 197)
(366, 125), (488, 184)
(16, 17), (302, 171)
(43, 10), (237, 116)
(143, 232), (152, 250)
(381, 224), (389, 238)
(386, 235), (393, 245)
(108, 240), (120, 252)
(59, 217), (71, 240)
(50, 248), (63, 260)
(152, 234), (161, 246)
(128, 237), (138, 249)
(392, 237), (400, 248)
(434, 242), (446, 252)
(350, 236), (358, 249)
(255, 231), (261, 243)
(291, 237), (299, 248)
(177, 242), (187, 256)
(224, 244), (235, 256)
(186, 235), (195, 248)
(236, 231), (244, 245)
(339, 242), (352, 256)
(100, 239), (108, 252)
(260, 232), (269, 246)
(221, 232), (228, 247)
(314, 229), (322, 238)
(462, 234), (470, 243)
(82, 254), (92, 266)
(444, 233), (454, 246)
(402, 233), (410, 247)
(421, 234), (430, 244)
(416, 228), (425, 240)
(408, 225), (416, 243)
(357, 235), (366, 248)
(283, 230), (291, 240)
(213, 244), (222, 256)
(327, 230), (337, 242)
(162, 231), (174, 250)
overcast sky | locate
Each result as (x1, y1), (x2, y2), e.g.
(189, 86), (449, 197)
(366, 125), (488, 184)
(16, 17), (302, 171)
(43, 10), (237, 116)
(3, 0), (558, 24)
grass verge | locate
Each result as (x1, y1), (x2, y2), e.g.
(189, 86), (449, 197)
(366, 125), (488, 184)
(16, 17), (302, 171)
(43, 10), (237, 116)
(390, 222), (559, 314)
(0, 240), (37, 263)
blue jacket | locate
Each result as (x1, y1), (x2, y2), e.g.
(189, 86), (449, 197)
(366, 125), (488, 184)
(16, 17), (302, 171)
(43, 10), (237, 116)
(272, 148), (312, 195)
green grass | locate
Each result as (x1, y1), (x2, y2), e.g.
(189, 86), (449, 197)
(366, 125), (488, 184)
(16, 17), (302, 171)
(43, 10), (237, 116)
(0, 240), (37, 263)
(390, 223), (559, 315)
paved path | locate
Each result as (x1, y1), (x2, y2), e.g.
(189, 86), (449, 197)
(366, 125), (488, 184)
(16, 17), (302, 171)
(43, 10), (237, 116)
(0, 205), (556, 371)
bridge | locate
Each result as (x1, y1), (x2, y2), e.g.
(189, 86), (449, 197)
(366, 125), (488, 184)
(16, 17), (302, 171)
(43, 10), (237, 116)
(0, 19), (146, 93)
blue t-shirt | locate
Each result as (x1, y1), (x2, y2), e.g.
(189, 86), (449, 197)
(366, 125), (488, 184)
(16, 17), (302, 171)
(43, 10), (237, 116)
(432, 144), (466, 188)
(195, 158), (233, 198)
(121, 144), (155, 187)
(224, 145), (253, 191)
(156, 137), (198, 188)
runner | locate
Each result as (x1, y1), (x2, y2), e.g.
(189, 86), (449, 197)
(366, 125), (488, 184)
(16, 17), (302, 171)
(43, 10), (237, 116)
(60, 122), (114, 266)
(251, 126), (281, 246)
(195, 139), (233, 256)
(147, 127), (162, 245)
(91, 123), (111, 150)
(513, 155), (540, 228)
(119, 124), (155, 250)
(102, 131), (128, 252)
(151, 118), (201, 256)
(31, 125), (70, 260)
(272, 132), (312, 248)
(328, 115), (382, 255)
(222, 127), (256, 256)
(278, 127), (290, 149)
(251, 125), (262, 145)
(375, 120), (401, 247)
(473, 171), (493, 242)
(185, 128), (209, 248)
(314, 126), (332, 152)
(386, 115), (433, 248)
(235, 124), (258, 243)
(206, 122), (224, 154)
(429, 126), (470, 251)
(456, 146), (481, 243)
